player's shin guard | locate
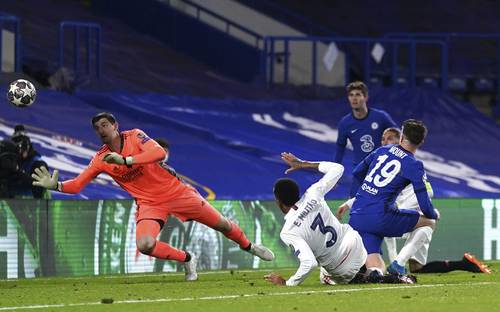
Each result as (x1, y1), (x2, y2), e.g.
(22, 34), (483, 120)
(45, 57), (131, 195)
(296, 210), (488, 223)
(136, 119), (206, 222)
(395, 226), (433, 267)
(222, 221), (251, 249)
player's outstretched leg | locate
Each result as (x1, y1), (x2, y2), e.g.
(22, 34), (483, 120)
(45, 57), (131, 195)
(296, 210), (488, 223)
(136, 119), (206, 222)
(412, 253), (491, 274)
(217, 218), (274, 261)
(136, 219), (198, 281)
(193, 201), (275, 261)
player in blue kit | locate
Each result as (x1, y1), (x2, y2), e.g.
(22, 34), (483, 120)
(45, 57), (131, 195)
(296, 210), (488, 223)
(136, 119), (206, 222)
(347, 119), (438, 275)
(334, 81), (396, 167)
(334, 81), (397, 195)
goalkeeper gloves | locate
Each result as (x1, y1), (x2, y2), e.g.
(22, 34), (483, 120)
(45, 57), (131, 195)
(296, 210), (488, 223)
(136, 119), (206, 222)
(32, 167), (60, 190)
(103, 152), (133, 167)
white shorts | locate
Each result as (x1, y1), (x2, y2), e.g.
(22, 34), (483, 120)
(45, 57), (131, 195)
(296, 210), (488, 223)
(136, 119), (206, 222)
(323, 230), (367, 284)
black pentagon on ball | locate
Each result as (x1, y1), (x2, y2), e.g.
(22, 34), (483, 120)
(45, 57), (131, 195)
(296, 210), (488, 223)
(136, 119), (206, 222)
(21, 95), (32, 104)
(16, 81), (26, 88)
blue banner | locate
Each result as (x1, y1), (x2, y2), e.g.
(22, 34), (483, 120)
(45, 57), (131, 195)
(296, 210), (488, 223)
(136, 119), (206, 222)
(1, 87), (499, 199)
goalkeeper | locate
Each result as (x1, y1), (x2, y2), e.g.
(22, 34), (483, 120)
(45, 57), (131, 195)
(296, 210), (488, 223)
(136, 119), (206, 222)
(32, 112), (274, 281)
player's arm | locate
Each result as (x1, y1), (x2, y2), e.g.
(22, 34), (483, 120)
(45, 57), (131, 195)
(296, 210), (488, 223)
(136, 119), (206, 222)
(32, 157), (102, 193)
(333, 121), (347, 163)
(281, 153), (344, 197)
(280, 233), (318, 286)
(103, 130), (166, 166)
(336, 197), (355, 219)
(350, 151), (376, 197)
(410, 163), (438, 219)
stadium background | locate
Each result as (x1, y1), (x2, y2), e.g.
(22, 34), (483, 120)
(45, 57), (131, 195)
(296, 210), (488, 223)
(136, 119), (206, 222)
(1, 0), (500, 279)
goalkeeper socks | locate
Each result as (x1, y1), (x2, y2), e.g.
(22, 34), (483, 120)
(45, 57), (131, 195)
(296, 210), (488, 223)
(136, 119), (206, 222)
(222, 221), (251, 249)
(150, 240), (187, 262)
(184, 251), (192, 263)
(396, 226), (433, 267)
(136, 219), (187, 262)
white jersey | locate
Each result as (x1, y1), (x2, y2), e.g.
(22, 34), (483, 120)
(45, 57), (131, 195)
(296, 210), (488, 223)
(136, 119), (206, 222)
(280, 162), (364, 286)
(395, 182), (434, 212)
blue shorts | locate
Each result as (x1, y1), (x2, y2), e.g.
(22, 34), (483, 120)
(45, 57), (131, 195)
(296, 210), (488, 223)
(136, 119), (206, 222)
(349, 209), (420, 254)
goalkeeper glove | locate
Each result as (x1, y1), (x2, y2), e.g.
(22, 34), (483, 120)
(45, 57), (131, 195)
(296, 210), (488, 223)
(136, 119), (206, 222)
(32, 167), (59, 190)
(103, 152), (133, 167)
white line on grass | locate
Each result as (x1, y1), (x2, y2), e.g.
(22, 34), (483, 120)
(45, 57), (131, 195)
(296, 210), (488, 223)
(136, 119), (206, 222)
(0, 281), (496, 311)
(0, 269), (263, 283)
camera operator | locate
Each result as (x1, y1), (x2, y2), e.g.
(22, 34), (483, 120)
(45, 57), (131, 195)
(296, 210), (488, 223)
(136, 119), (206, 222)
(11, 125), (50, 199)
(0, 139), (33, 198)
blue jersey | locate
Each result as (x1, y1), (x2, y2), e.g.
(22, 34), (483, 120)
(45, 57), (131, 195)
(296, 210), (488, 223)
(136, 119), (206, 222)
(334, 108), (396, 166)
(350, 144), (437, 219)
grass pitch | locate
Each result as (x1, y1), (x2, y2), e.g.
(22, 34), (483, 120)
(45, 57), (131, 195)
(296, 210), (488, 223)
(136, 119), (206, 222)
(0, 262), (498, 312)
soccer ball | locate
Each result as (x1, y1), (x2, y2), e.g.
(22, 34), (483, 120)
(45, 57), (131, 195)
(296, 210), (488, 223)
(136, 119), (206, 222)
(7, 79), (37, 107)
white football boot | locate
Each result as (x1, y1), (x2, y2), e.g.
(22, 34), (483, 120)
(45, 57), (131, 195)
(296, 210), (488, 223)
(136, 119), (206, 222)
(248, 244), (275, 261)
(184, 254), (198, 281)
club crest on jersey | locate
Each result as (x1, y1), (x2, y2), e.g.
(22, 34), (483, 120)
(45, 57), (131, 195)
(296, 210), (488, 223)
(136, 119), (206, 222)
(371, 122), (379, 130)
(137, 132), (151, 144)
(360, 134), (375, 152)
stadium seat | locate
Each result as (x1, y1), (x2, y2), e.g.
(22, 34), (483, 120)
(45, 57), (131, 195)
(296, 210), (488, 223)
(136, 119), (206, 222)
(448, 77), (467, 92)
(473, 78), (495, 93)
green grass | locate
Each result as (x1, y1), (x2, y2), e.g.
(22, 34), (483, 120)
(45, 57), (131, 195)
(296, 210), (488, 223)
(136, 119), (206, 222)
(0, 262), (499, 312)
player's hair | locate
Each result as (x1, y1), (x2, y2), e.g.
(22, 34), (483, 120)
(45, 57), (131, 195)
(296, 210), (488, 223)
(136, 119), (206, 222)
(155, 138), (169, 149)
(91, 112), (116, 126)
(384, 127), (401, 140)
(402, 119), (427, 145)
(346, 81), (368, 97)
(273, 178), (300, 207)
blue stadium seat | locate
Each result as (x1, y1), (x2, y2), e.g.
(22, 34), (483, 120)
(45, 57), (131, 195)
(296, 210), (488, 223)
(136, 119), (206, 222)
(448, 77), (467, 92)
(419, 77), (439, 88)
(396, 77), (409, 87)
(473, 78), (495, 93)
(368, 76), (384, 87)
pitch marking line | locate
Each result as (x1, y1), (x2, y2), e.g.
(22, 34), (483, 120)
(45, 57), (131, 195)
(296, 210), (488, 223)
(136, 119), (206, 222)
(0, 281), (496, 311)
(0, 269), (263, 283)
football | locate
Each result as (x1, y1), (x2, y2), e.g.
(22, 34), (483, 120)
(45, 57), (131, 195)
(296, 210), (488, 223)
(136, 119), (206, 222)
(7, 79), (37, 107)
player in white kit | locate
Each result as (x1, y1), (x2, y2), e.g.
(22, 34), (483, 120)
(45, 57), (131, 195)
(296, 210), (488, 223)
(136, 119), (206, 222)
(264, 152), (367, 286)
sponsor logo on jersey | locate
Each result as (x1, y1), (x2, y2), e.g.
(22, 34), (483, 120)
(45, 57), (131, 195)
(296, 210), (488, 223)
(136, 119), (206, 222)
(120, 166), (144, 182)
(351, 129), (358, 134)
(361, 183), (378, 195)
(360, 135), (375, 152)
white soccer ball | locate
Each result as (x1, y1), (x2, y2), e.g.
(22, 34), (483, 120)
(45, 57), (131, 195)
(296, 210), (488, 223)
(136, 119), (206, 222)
(7, 79), (37, 107)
